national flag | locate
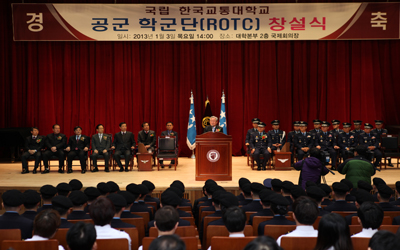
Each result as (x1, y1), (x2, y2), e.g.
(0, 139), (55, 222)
(186, 91), (197, 150)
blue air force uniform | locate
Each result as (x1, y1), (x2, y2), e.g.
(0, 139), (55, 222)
(250, 122), (271, 170)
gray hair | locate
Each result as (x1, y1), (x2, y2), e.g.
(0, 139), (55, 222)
(210, 116), (218, 121)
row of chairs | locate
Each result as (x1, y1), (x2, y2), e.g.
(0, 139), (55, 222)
(24, 136), (179, 172)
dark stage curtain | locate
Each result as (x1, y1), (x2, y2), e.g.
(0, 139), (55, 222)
(1, 0), (400, 157)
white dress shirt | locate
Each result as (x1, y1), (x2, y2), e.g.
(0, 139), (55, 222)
(277, 225), (318, 246)
(25, 235), (65, 250)
(351, 228), (378, 238)
(95, 224), (131, 250)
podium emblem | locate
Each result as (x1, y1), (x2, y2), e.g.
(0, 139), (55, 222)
(206, 150), (220, 162)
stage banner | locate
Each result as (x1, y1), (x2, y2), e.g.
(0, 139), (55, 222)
(12, 3), (400, 41)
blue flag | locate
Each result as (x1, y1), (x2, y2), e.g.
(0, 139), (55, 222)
(219, 91), (227, 134)
(186, 92), (197, 150)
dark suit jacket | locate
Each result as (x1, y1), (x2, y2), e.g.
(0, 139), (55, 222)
(319, 208), (330, 216)
(0, 212), (34, 239)
(111, 218), (136, 228)
(249, 209), (274, 225)
(138, 130), (156, 148)
(144, 195), (161, 208)
(321, 199), (333, 206)
(177, 209), (191, 218)
(45, 133), (67, 150)
(161, 130), (178, 144)
(25, 135), (45, 151)
(92, 133), (111, 151)
(393, 215), (400, 225)
(239, 199), (253, 206)
(37, 204), (53, 213)
(345, 213), (357, 225)
(242, 200), (264, 212)
(67, 210), (91, 220)
(113, 132), (136, 151)
(121, 211), (142, 219)
(204, 125), (223, 133)
(130, 203), (153, 220)
(67, 135), (90, 151)
(21, 211), (37, 221)
(258, 216), (296, 236)
(390, 199), (400, 205)
(324, 200), (357, 212)
(378, 202), (400, 211)
(59, 218), (74, 229)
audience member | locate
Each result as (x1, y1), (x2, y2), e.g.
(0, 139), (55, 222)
(67, 221), (97, 250)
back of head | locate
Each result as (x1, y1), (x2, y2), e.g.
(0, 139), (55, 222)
(149, 235), (186, 250)
(243, 236), (282, 250)
(222, 206), (246, 233)
(357, 201), (384, 229)
(310, 147), (321, 158)
(369, 230), (400, 250)
(67, 221), (97, 250)
(314, 213), (353, 250)
(89, 197), (115, 226)
(34, 209), (61, 238)
(292, 196), (319, 225)
(155, 206), (180, 232)
(355, 145), (367, 157)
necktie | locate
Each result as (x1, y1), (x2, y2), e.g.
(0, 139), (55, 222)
(275, 130), (277, 134)
(303, 133), (305, 136)
(168, 131), (170, 136)
(213, 127), (215, 132)
(368, 133), (370, 137)
(33, 136), (36, 139)
(76, 136), (79, 142)
(324, 132), (327, 136)
(99, 134), (102, 142)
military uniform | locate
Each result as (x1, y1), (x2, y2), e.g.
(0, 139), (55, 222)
(21, 134), (45, 173)
(66, 134), (90, 172)
(42, 133), (67, 172)
(359, 130), (382, 166)
(315, 124), (337, 168)
(294, 131), (314, 160)
(330, 120), (343, 139)
(338, 131), (357, 161)
(250, 123), (271, 170)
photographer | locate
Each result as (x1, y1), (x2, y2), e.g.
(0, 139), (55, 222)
(294, 148), (330, 189)
(338, 145), (376, 188)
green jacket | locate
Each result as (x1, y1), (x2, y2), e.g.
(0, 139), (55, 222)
(338, 156), (376, 188)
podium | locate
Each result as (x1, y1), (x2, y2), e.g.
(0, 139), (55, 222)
(195, 132), (232, 181)
(136, 143), (153, 171)
(273, 143), (292, 171)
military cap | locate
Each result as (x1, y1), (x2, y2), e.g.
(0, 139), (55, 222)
(259, 189), (275, 203)
(52, 195), (73, 209)
(69, 179), (83, 191)
(293, 121), (300, 126)
(161, 190), (181, 207)
(69, 191), (88, 206)
(40, 184), (58, 196)
(107, 193), (127, 208)
(342, 123), (351, 128)
(205, 179), (217, 187)
(252, 118), (260, 124)
(258, 122), (266, 128)
(332, 182), (349, 193)
(271, 120), (280, 125)
(219, 192), (239, 208)
(357, 180), (372, 192)
(282, 181), (294, 193)
(56, 183), (72, 196)
(142, 180), (156, 191)
(340, 179), (353, 190)
(353, 120), (362, 125)
(97, 182), (111, 195)
(271, 179), (283, 190)
(126, 184), (139, 194)
(137, 184), (149, 195)
(211, 190), (225, 204)
(318, 184), (332, 196)
(313, 119), (322, 124)
(353, 189), (374, 205)
(290, 185), (306, 199)
(263, 178), (272, 189)
(23, 190), (41, 206)
(171, 180), (185, 192)
(306, 186), (326, 201)
(107, 181), (120, 193)
(331, 120), (340, 125)
(374, 120), (383, 125)
(251, 182), (266, 194)
(239, 178), (251, 189)
(241, 183), (252, 194)
(167, 186), (183, 198)
(373, 178), (386, 186)
(269, 193), (290, 206)
(321, 121), (330, 127)
(84, 187), (101, 201)
(2, 190), (24, 207)
(118, 191), (135, 204)
(299, 121), (308, 126)
(364, 123), (373, 129)
(377, 184), (394, 196)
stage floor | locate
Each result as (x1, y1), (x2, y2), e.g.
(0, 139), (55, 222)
(0, 157), (398, 191)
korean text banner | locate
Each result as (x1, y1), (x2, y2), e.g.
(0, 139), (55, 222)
(12, 3), (399, 41)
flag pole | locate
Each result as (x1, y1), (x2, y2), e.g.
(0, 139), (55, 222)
(191, 149), (195, 159)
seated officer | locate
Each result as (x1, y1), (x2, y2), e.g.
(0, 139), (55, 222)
(309, 119), (322, 141)
(67, 191), (91, 220)
(287, 121), (301, 165)
(324, 182), (357, 212)
(108, 194), (136, 229)
(21, 127), (45, 174)
(160, 121), (178, 168)
(65, 126), (90, 174)
(91, 124), (111, 172)
(351, 120), (364, 144)
(268, 120), (286, 151)
(246, 118), (260, 148)
(250, 122), (272, 171)
(294, 121), (314, 160)
(372, 120), (391, 166)
(338, 122), (357, 161)
(42, 124), (67, 174)
(315, 121), (339, 170)
(138, 122), (156, 153)
(359, 123), (382, 167)
(330, 120), (343, 139)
